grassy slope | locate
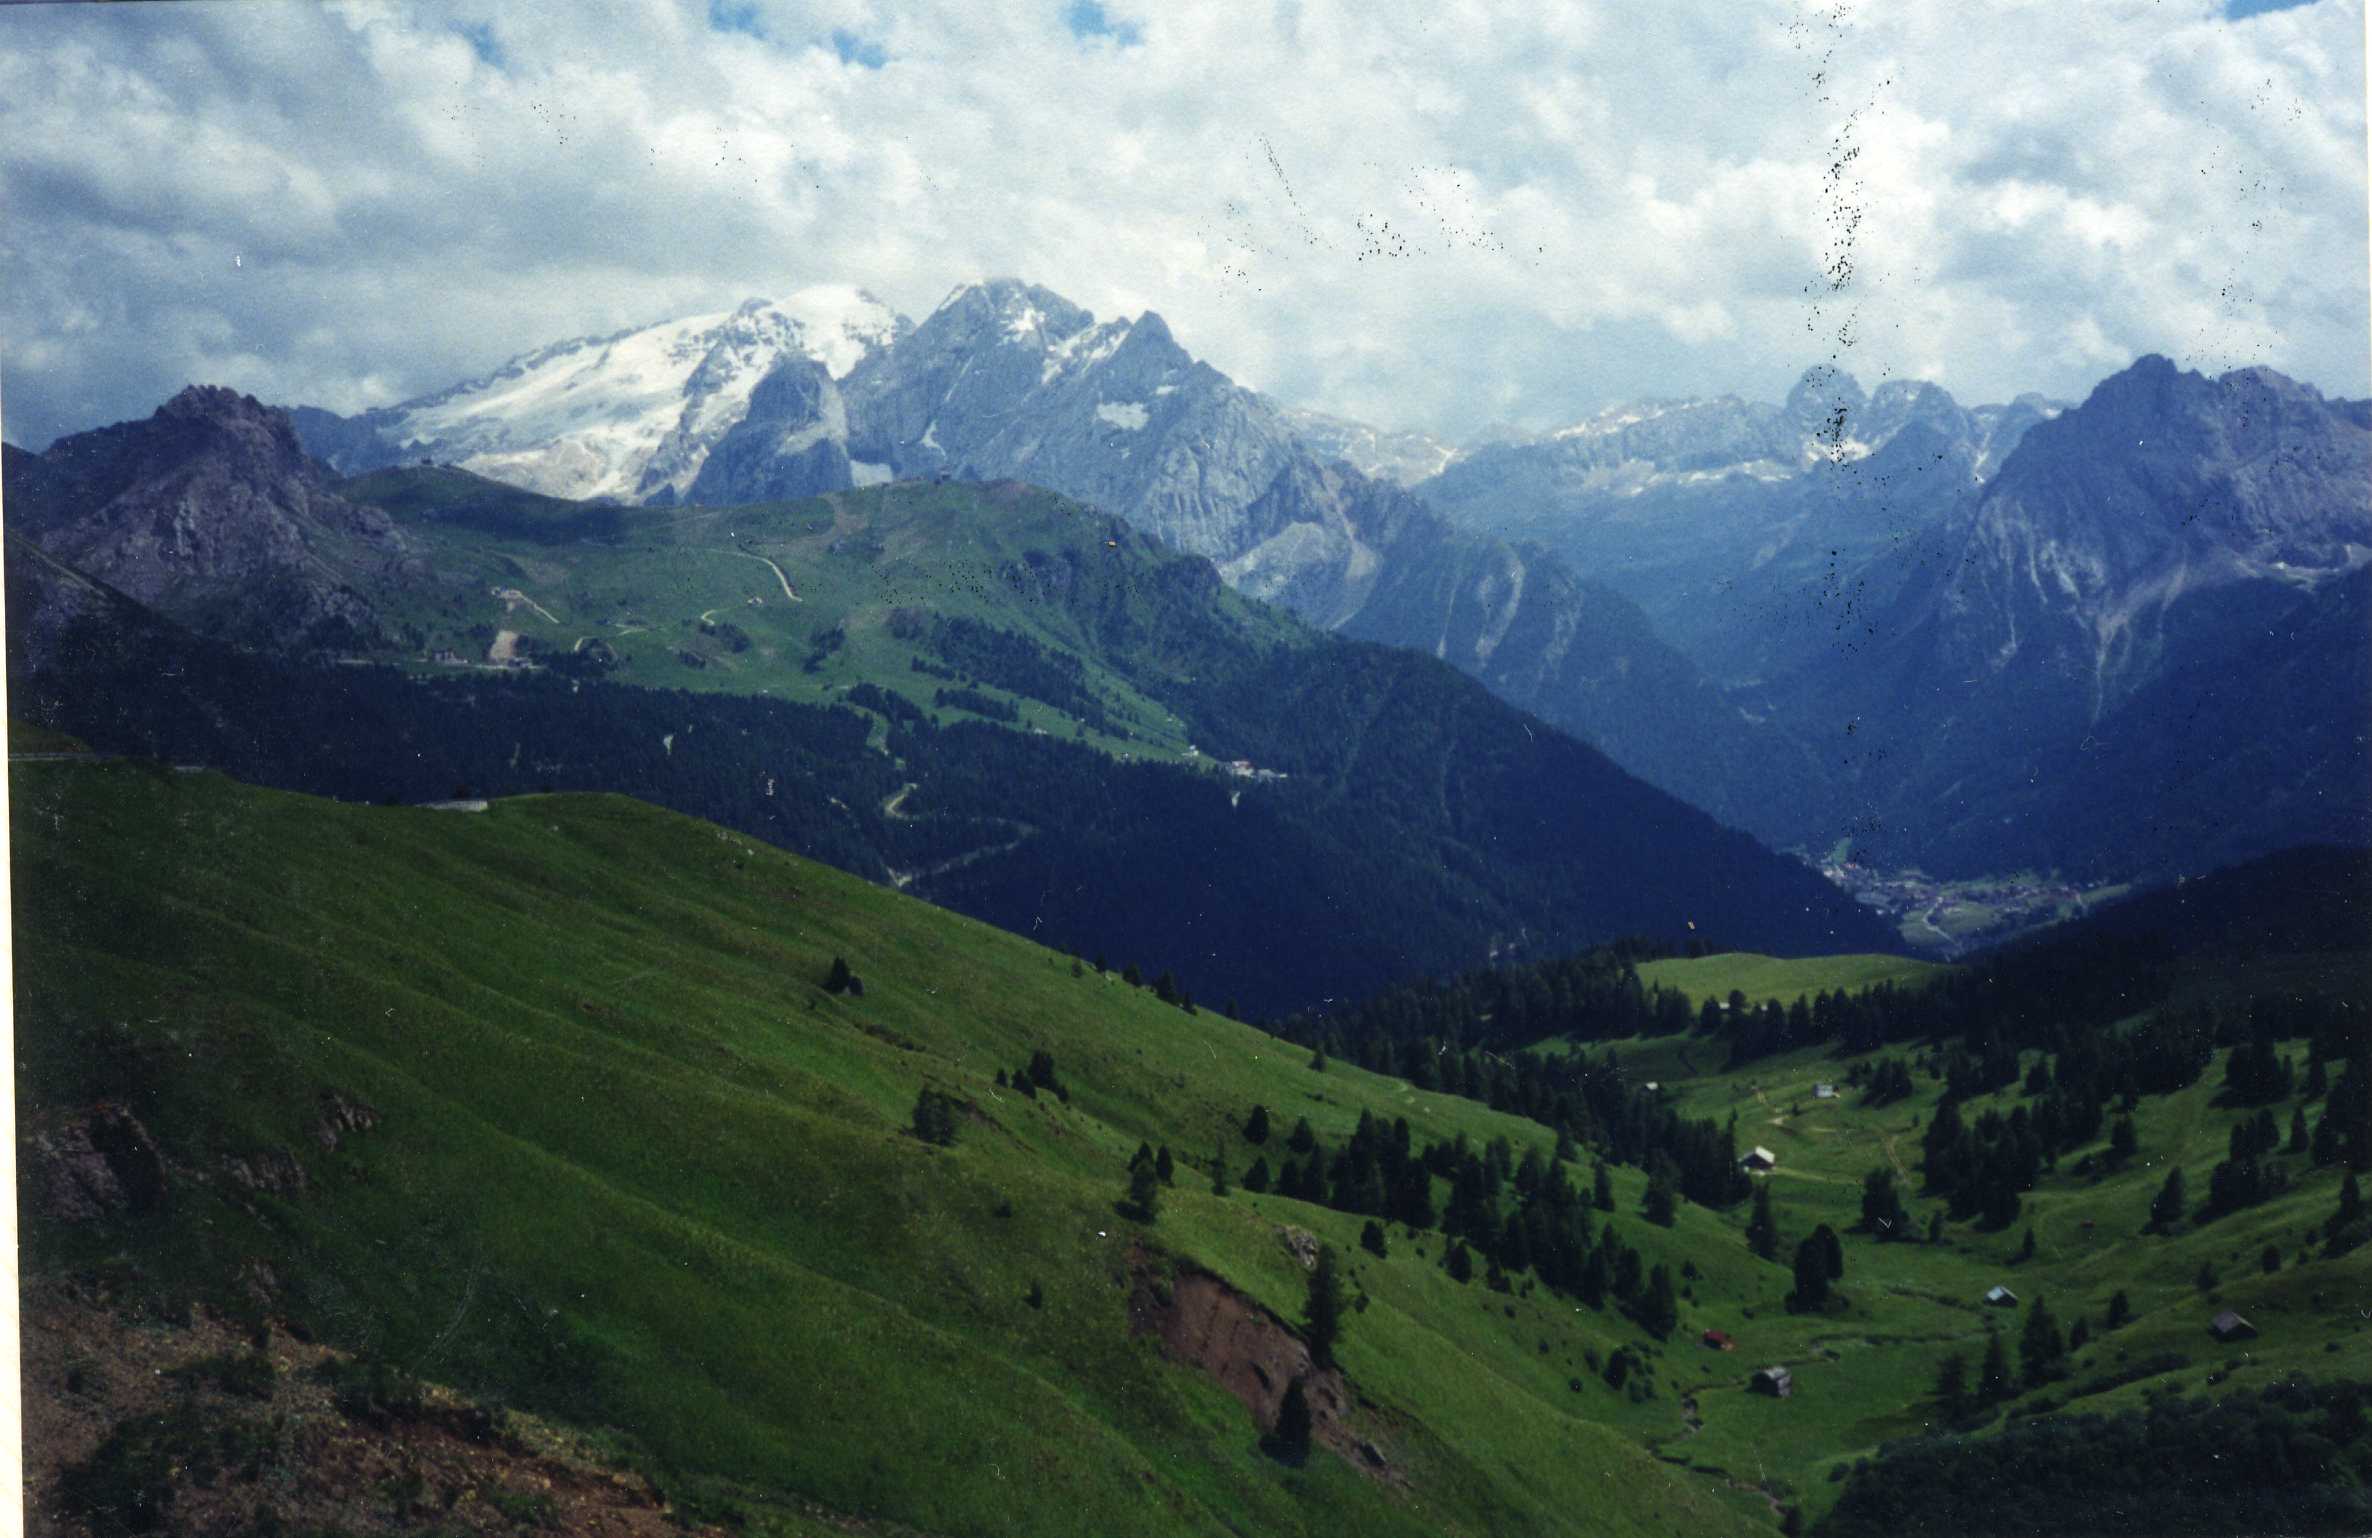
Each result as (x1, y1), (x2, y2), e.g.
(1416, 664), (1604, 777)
(1635, 953), (1952, 1010)
(12, 761), (1759, 1538)
(348, 473), (1298, 764)
(1578, 1027), (2362, 1521)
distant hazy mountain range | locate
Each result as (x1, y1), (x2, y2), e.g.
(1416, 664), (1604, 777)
(268, 280), (2371, 883)
(4, 386), (1896, 1013)
(13, 278), (2366, 893)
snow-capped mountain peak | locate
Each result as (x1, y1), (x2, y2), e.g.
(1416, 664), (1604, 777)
(352, 289), (901, 503)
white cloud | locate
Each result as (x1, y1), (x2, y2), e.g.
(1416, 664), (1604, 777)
(0, 0), (2361, 451)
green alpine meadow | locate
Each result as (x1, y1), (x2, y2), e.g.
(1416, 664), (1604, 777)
(8, 4), (2371, 1534)
(13, 756), (2371, 1535)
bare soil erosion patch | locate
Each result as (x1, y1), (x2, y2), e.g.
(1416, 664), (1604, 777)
(1126, 1253), (1402, 1483)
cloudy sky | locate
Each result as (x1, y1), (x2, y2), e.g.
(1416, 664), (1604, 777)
(0, 0), (2363, 451)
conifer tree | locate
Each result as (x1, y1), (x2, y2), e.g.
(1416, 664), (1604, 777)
(1304, 1246), (1346, 1367)
(1934, 1352), (1969, 1417)
(2149, 1166), (2187, 1232)
(2106, 1290), (2132, 1330)
(1860, 1168), (1908, 1238)
(1791, 1236), (1831, 1310)
(2334, 1171), (2364, 1237)
(2020, 1296), (2064, 1388)
(1593, 1161), (1617, 1213)
(2110, 1115), (2138, 1165)
(1361, 1220), (1389, 1259)
(1446, 1240), (1474, 1284)
(1643, 1172), (1677, 1227)
(1244, 1104), (1271, 1145)
(1268, 1378), (1313, 1463)
(1127, 1158), (1161, 1223)
(1747, 1182), (1780, 1260)
(1155, 1145), (1176, 1186)
(1212, 1137), (1231, 1197)
(825, 955), (852, 994)
(1978, 1332), (2012, 1404)
(1243, 1156), (1272, 1194)
(1639, 1263), (1679, 1338)
(910, 1087), (958, 1147)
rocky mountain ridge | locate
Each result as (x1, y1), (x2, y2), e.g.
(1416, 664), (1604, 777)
(7, 385), (406, 653)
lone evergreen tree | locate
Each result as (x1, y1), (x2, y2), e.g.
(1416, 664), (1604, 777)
(2106, 1290), (2132, 1330)
(1304, 1245), (1346, 1368)
(2149, 1166), (2187, 1232)
(825, 955), (852, 994)
(1243, 1157), (1272, 1194)
(1978, 1331), (2012, 1404)
(2330, 1172), (2364, 1247)
(1860, 1168), (1908, 1238)
(1593, 1161), (1617, 1212)
(1816, 1223), (1845, 1282)
(1244, 1104), (1271, 1145)
(1747, 1182), (1781, 1260)
(1360, 1220), (1389, 1259)
(1935, 1352), (1969, 1418)
(1639, 1263), (1679, 1338)
(910, 1087), (958, 1147)
(1267, 1377), (1314, 1464)
(1155, 1144), (1176, 1186)
(1790, 1236), (1831, 1310)
(1126, 1157), (1161, 1223)
(2020, 1296), (2065, 1388)
(2015, 1227), (2037, 1264)
(1446, 1240), (1474, 1283)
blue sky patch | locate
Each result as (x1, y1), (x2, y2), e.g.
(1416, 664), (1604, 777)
(1064, 2), (1141, 46)
(707, 0), (764, 39)
(832, 30), (889, 68)
(456, 21), (504, 68)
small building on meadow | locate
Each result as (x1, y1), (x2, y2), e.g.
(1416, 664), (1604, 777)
(1702, 1329), (1737, 1352)
(1750, 1366), (1793, 1398)
(1740, 1147), (1778, 1172)
(2210, 1310), (2258, 1342)
(1813, 1082), (1837, 1099)
(1984, 1285), (2019, 1308)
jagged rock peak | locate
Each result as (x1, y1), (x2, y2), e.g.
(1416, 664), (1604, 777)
(1785, 363), (1868, 427)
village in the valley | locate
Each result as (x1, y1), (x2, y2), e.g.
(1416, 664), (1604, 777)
(1818, 859), (2130, 956)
